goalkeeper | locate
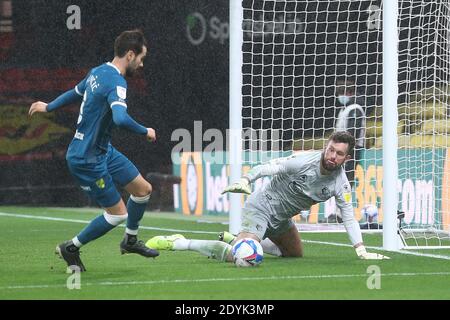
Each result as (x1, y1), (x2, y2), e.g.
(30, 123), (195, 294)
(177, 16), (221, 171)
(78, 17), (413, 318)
(147, 131), (389, 262)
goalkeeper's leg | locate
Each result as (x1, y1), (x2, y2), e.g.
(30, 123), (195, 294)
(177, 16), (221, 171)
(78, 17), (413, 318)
(147, 235), (233, 262)
(219, 218), (303, 257)
(268, 224), (304, 257)
(220, 231), (283, 257)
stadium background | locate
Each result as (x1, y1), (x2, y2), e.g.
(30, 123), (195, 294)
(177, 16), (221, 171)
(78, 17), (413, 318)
(0, 0), (230, 209)
(0, 0), (430, 211)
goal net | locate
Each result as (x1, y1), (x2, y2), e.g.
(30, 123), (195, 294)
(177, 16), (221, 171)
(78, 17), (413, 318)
(238, 0), (450, 248)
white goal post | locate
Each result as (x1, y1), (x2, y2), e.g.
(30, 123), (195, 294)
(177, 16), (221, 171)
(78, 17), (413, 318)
(229, 0), (450, 250)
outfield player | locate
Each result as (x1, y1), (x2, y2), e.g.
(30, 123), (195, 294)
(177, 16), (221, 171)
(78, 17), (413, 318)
(28, 30), (159, 272)
(147, 131), (389, 262)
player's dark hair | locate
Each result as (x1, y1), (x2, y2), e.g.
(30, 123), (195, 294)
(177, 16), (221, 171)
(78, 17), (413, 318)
(328, 131), (356, 156)
(114, 29), (147, 58)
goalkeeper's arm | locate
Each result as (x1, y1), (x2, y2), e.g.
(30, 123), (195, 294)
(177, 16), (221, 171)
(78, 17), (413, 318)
(221, 160), (286, 195)
(354, 244), (390, 260)
(339, 203), (390, 260)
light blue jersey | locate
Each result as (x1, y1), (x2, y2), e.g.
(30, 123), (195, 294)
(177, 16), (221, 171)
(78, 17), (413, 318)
(66, 62), (131, 163)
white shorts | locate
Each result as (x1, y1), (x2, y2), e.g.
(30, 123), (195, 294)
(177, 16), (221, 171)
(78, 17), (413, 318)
(241, 191), (295, 240)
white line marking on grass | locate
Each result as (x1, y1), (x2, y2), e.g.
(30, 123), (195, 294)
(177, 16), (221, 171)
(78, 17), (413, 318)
(1, 212), (450, 260)
(3, 271), (450, 290)
(303, 240), (450, 260)
(0, 212), (217, 235)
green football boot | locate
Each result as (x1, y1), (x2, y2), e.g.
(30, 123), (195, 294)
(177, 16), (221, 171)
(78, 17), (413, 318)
(145, 234), (185, 250)
(218, 231), (236, 245)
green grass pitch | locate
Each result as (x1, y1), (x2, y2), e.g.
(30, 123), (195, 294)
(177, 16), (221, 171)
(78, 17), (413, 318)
(0, 206), (449, 300)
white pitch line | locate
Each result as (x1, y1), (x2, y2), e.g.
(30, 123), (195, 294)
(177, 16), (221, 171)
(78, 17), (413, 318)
(1, 211), (450, 260)
(0, 212), (217, 235)
(303, 239), (450, 260)
(3, 271), (450, 290)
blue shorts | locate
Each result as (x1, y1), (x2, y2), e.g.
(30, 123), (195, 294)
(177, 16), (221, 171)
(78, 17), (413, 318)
(67, 146), (140, 208)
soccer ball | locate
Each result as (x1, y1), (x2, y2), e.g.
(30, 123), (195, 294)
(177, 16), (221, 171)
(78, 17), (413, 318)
(232, 238), (264, 267)
(362, 204), (378, 223)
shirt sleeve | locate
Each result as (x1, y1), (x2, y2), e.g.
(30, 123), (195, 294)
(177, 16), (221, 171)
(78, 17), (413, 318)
(111, 105), (147, 135)
(46, 89), (81, 112)
(244, 153), (307, 182)
(107, 76), (128, 109)
(74, 73), (90, 97)
(107, 76), (147, 135)
(46, 71), (90, 112)
(244, 163), (285, 183)
(335, 173), (363, 245)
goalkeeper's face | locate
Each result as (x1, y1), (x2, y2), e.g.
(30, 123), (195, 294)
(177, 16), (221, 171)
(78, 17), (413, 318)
(322, 141), (351, 171)
(125, 45), (147, 77)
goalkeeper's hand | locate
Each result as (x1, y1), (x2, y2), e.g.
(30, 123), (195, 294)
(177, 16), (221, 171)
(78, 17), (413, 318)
(221, 178), (251, 195)
(355, 245), (390, 260)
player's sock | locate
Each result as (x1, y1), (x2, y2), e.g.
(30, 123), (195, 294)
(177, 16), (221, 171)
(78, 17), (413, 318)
(126, 194), (150, 236)
(174, 239), (231, 262)
(76, 212), (127, 245)
(66, 239), (81, 252)
(260, 238), (283, 257)
(124, 233), (137, 245)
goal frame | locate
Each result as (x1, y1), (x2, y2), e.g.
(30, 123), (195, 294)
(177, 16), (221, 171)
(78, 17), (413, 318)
(228, 0), (450, 250)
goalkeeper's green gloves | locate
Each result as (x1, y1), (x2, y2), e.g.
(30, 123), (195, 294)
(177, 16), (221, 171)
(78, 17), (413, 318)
(355, 245), (390, 260)
(221, 178), (252, 195)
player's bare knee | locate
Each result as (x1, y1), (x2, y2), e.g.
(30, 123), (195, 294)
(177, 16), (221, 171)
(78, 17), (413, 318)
(144, 181), (152, 195)
(283, 252), (303, 258)
(235, 232), (260, 243)
(133, 181), (152, 197)
(281, 247), (303, 258)
(293, 251), (304, 258)
(291, 248), (304, 258)
(289, 245), (304, 257)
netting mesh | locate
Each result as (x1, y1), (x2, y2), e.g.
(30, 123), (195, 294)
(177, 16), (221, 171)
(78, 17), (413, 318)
(240, 0), (450, 246)
(397, 0), (450, 246)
